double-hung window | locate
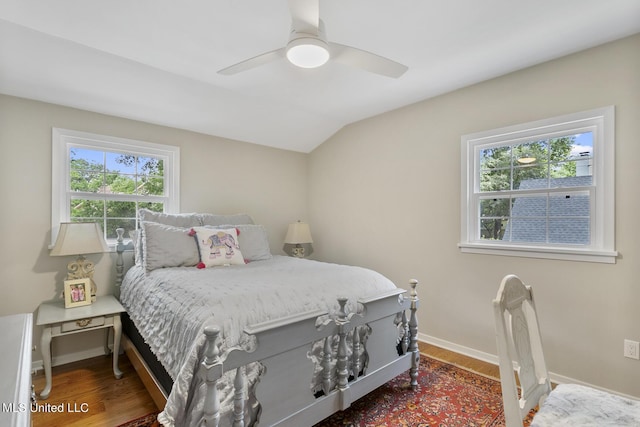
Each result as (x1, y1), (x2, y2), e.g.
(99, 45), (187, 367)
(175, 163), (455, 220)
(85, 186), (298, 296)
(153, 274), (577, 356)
(52, 128), (180, 247)
(459, 106), (616, 263)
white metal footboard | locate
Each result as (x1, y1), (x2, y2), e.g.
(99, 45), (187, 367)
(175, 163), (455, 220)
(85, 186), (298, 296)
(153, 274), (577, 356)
(201, 280), (419, 427)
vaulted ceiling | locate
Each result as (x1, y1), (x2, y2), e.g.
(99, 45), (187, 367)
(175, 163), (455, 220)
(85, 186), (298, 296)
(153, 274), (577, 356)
(1, 0), (639, 152)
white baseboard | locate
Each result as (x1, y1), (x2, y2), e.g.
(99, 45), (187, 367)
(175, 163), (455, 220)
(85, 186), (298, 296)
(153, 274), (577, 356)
(419, 332), (500, 367)
(418, 333), (637, 400)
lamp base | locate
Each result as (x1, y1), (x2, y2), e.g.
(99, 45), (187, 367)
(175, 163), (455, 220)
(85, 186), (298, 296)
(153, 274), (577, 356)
(291, 245), (306, 258)
(66, 255), (98, 302)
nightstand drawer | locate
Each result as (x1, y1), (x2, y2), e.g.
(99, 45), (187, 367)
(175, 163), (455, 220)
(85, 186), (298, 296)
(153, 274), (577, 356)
(61, 316), (105, 332)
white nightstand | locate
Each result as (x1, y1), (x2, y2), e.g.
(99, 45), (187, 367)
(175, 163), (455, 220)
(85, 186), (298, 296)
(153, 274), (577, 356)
(36, 295), (125, 399)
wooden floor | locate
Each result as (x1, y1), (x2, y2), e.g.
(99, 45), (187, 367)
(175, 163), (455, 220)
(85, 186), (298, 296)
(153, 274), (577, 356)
(421, 341), (501, 379)
(32, 343), (498, 426)
(32, 354), (158, 427)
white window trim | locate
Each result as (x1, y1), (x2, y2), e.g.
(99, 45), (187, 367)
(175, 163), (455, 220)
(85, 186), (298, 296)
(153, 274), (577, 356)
(459, 106), (617, 264)
(52, 128), (180, 248)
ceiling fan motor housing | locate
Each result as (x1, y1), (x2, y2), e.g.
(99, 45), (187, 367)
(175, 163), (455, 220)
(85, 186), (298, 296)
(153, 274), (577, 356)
(286, 20), (330, 68)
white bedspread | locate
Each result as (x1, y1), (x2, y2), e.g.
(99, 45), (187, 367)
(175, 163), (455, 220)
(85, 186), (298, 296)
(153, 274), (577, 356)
(120, 255), (398, 427)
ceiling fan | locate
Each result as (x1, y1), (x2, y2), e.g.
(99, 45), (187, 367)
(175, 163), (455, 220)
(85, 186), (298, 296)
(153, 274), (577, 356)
(217, 0), (408, 78)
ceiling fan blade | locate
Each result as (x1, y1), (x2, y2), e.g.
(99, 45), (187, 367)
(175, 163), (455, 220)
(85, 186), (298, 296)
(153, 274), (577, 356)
(330, 43), (408, 78)
(217, 48), (285, 75)
(288, 0), (319, 34)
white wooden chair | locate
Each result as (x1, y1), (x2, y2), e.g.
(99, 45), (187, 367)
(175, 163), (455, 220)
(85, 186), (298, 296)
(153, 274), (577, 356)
(493, 274), (640, 426)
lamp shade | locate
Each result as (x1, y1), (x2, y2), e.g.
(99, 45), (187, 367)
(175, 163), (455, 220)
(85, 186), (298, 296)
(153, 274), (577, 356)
(50, 222), (109, 256)
(284, 222), (313, 244)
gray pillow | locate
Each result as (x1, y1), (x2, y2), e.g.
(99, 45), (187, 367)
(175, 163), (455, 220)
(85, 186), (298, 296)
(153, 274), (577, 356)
(141, 221), (199, 271)
(199, 213), (254, 226)
(139, 209), (201, 227)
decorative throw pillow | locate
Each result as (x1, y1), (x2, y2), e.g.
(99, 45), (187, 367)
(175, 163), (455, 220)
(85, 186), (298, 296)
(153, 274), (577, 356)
(192, 227), (245, 267)
(208, 224), (272, 262)
(141, 222), (200, 272)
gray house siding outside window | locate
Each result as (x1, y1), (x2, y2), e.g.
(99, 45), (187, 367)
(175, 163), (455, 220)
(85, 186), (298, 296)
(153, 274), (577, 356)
(508, 176), (592, 245)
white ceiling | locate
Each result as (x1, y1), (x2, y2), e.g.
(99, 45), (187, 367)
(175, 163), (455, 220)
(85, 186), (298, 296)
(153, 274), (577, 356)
(1, 1), (639, 153)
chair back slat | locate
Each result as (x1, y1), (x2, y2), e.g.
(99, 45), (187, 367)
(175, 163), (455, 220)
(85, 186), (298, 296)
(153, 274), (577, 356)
(493, 275), (552, 427)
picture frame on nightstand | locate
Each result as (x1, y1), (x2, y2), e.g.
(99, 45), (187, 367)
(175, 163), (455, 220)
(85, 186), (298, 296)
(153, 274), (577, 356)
(63, 278), (92, 308)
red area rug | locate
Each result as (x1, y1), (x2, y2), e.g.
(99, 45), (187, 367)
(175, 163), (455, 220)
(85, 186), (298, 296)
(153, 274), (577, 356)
(314, 356), (530, 427)
(117, 412), (160, 427)
(119, 356), (533, 427)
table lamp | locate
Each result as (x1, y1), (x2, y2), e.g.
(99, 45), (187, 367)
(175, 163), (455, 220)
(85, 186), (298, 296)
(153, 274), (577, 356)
(284, 221), (313, 258)
(50, 222), (109, 301)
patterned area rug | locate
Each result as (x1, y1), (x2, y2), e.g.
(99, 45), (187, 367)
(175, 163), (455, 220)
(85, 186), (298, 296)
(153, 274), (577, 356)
(315, 356), (529, 427)
(117, 412), (160, 427)
(118, 356), (533, 427)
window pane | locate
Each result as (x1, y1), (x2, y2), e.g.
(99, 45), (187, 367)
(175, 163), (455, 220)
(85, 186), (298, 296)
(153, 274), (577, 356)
(70, 171), (105, 193)
(480, 218), (508, 240)
(106, 152), (136, 174)
(512, 140), (547, 166)
(106, 200), (137, 219)
(510, 218), (546, 243)
(106, 218), (136, 239)
(480, 198), (510, 217)
(138, 156), (164, 177)
(138, 201), (164, 212)
(137, 176), (164, 196)
(551, 157), (592, 182)
(511, 194), (547, 217)
(480, 168), (511, 192)
(106, 152), (136, 175)
(70, 148), (104, 171)
(108, 174), (137, 195)
(480, 146), (511, 170)
(549, 193), (590, 217)
(513, 165), (548, 190)
(549, 218), (590, 244)
(104, 200), (137, 239)
(549, 135), (575, 161)
(70, 199), (104, 220)
(56, 129), (179, 249)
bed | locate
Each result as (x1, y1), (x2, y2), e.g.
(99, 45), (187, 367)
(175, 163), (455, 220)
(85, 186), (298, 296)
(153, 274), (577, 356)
(115, 210), (419, 427)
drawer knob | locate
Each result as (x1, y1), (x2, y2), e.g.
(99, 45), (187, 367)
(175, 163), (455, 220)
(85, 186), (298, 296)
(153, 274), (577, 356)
(76, 318), (92, 328)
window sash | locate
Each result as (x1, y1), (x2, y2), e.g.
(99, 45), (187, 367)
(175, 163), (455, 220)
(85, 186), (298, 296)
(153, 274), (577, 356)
(52, 128), (180, 247)
(473, 187), (594, 246)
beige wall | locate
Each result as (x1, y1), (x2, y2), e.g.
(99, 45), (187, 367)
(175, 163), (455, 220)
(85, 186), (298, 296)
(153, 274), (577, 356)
(0, 94), (308, 365)
(309, 34), (640, 396)
(2, 33), (638, 397)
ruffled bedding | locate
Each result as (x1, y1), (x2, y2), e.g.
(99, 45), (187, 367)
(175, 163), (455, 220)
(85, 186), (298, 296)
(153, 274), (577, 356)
(119, 255), (397, 426)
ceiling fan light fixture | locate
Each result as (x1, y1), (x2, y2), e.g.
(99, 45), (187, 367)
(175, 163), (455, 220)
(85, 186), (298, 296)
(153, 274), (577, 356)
(286, 37), (330, 69)
(517, 156), (537, 164)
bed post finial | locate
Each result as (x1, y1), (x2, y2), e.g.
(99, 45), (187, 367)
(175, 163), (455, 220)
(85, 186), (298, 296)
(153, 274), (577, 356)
(115, 228), (126, 299)
(115, 227), (135, 299)
(202, 326), (223, 427)
(408, 279), (420, 388)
